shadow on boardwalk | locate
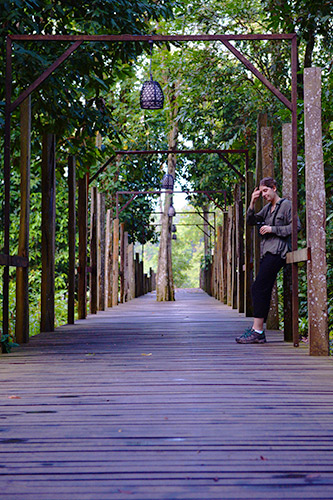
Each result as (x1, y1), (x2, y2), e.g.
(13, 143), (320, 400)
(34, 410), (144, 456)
(1, 289), (332, 499)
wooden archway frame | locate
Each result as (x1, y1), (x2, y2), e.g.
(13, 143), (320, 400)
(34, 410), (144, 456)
(2, 33), (299, 344)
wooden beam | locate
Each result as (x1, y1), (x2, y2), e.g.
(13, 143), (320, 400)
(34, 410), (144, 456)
(304, 67), (329, 356)
(15, 96), (31, 344)
(40, 134), (56, 332)
(90, 187), (98, 315)
(286, 247), (311, 264)
(282, 123), (293, 342)
(67, 155), (76, 325)
(0, 255), (28, 267)
(97, 192), (105, 311)
(77, 173), (88, 319)
(112, 219), (119, 306)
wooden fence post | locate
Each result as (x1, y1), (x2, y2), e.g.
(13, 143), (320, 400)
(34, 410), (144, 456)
(78, 173), (88, 319)
(105, 209), (113, 308)
(231, 202), (237, 309)
(123, 231), (129, 302)
(119, 222), (125, 303)
(235, 186), (244, 313)
(282, 123), (293, 341)
(304, 67), (329, 356)
(112, 219), (119, 306)
(15, 96), (31, 343)
(67, 154), (76, 325)
(41, 133), (56, 332)
(128, 243), (135, 300)
(254, 113), (267, 277)
(98, 192), (105, 311)
(245, 170), (254, 317)
(262, 126), (280, 330)
(90, 187), (98, 315)
(222, 212), (228, 304)
(226, 207), (233, 307)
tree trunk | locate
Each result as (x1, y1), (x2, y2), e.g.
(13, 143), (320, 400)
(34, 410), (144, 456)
(156, 79), (179, 302)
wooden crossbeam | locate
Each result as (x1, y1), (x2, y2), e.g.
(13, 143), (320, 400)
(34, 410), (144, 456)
(0, 254), (28, 267)
(286, 247), (311, 264)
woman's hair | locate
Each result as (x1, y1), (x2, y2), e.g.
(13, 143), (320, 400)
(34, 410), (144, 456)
(259, 177), (277, 189)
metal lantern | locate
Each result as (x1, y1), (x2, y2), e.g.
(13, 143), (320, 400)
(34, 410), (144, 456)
(171, 224), (177, 233)
(140, 41), (164, 110)
(172, 234), (177, 240)
(161, 173), (174, 190)
(168, 204), (176, 217)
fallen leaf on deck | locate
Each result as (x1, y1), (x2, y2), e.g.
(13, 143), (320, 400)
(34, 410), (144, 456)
(8, 396), (21, 399)
(141, 353), (152, 356)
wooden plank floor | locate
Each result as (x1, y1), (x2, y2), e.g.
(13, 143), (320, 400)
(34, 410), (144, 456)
(1, 289), (333, 500)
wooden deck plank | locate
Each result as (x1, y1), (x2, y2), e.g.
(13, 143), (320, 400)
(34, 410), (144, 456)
(0, 289), (332, 499)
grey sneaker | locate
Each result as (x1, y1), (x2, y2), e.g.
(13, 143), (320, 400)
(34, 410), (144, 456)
(235, 327), (266, 344)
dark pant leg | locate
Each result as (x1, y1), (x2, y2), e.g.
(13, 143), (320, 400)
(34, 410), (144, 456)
(251, 253), (285, 321)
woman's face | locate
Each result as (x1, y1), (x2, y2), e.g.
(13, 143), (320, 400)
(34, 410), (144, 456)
(259, 184), (277, 202)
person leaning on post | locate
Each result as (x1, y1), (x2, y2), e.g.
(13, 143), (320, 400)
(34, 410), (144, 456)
(236, 177), (301, 344)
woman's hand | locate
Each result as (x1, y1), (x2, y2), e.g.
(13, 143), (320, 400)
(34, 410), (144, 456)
(250, 187), (261, 209)
(259, 225), (272, 235)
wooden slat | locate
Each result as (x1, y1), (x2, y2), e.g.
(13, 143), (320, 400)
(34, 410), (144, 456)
(286, 247), (311, 264)
(0, 289), (333, 499)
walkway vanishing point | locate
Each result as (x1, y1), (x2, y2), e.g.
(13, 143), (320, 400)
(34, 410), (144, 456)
(1, 289), (333, 500)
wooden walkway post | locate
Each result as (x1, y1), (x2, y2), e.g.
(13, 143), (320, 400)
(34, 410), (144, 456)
(67, 155), (76, 325)
(261, 126), (279, 330)
(221, 212), (228, 304)
(282, 123), (293, 341)
(112, 219), (119, 306)
(254, 113), (267, 277)
(15, 96), (31, 343)
(245, 171), (254, 317)
(105, 209), (113, 308)
(77, 173), (88, 319)
(90, 187), (98, 315)
(226, 207), (233, 307)
(235, 185), (244, 313)
(97, 192), (106, 311)
(40, 134), (56, 332)
(119, 222), (125, 303)
(231, 203), (237, 309)
(304, 67), (329, 356)
(128, 243), (135, 301)
(123, 231), (129, 302)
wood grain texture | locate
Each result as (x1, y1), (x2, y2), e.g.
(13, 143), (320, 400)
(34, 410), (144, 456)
(0, 289), (332, 499)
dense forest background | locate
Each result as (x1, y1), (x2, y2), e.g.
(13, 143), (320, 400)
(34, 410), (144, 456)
(0, 0), (332, 341)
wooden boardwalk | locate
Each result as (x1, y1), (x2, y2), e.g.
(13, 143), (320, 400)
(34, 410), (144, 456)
(1, 289), (332, 500)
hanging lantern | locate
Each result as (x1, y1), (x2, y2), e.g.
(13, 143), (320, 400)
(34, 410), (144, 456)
(161, 173), (174, 190)
(140, 41), (164, 110)
(168, 204), (176, 217)
(171, 224), (177, 233)
(172, 234), (177, 240)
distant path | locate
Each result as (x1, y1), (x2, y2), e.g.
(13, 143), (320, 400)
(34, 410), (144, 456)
(0, 289), (332, 499)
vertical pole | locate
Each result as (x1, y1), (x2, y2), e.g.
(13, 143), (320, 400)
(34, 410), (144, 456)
(123, 231), (129, 302)
(254, 113), (267, 278)
(41, 134), (56, 332)
(282, 123), (293, 341)
(105, 209), (113, 308)
(226, 206), (233, 307)
(3, 36), (12, 338)
(90, 187), (97, 314)
(15, 96), (31, 343)
(98, 192), (105, 311)
(67, 155), (76, 325)
(222, 212), (228, 304)
(78, 173), (88, 319)
(245, 170), (254, 316)
(119, 222), (125, 303)
(291, 35), (299, 347)
(261, 126), (280, 330)
(304, 67), (329, 356)
(112, 219), (119, 306)
(231, 202), (237, 309)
